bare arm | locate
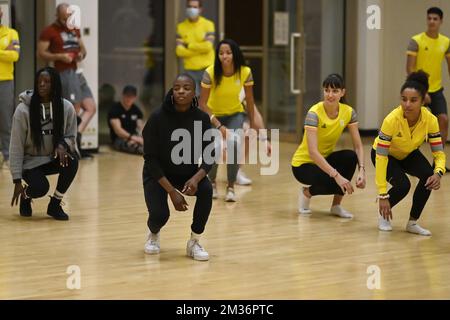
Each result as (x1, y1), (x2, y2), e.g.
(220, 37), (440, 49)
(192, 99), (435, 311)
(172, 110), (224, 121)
(110, 119), (133, 140)
(37, 40), (72, 63)
(446, 55), (450, 78)
(78, 38), (87, 60)
(244, 85), (256, 128)
(406, 55), (417, 75)
(348, 123), (366, 188)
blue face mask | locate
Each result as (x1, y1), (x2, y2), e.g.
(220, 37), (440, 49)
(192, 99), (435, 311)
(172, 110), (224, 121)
(186, 8), (200, 19)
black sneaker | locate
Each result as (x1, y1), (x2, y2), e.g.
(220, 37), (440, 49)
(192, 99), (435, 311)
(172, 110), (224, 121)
(47, 196), (69, 221)
(19, 196), (32, 217)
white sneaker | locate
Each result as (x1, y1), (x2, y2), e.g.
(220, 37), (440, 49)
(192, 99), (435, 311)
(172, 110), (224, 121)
(378, 215), (392, 231)
(225, 187), (236, 202)
(144, 232), (160, 254)
(212, 183), (218, 199)
(236, 169), (252, 185)
(406, 221), (432, 236)
(298, 188), (312, 214)
(186, 239), (209, 261)
(330, 205), (353, 219)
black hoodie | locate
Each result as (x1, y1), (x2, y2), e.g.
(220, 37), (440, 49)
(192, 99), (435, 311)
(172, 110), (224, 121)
(142, 90), (214, 184)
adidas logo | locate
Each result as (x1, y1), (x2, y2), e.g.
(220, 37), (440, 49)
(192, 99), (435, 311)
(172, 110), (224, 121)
(397, 132), (403, 137)
(321, 124), (327, 129)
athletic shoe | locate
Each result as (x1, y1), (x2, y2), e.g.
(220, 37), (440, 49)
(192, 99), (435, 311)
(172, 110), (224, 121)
(144, 233), (160, 254)
(298, 188), (312, 214)
(186, 239), (209, 261)
(225, 187), (236, 202)
(330, 205), (353, 219)
(236, 169), (252, 185)
(378, 214), (392, 231)
(406, 221), (431, 236)
(212, 183), (218, 199)
(47, 196), (69, 221)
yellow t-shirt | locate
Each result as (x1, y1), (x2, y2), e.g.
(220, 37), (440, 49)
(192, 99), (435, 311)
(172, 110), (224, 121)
(291, 102), (358, 167)
(373, 106), (446, 194)
(407, 32), (450, 93)
(0, 25), (20, 81)
(176, 17), (215, 71)
(201, 65), (254, 116)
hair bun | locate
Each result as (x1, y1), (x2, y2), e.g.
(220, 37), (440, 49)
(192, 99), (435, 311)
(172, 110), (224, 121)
(406, 70), (429, 92)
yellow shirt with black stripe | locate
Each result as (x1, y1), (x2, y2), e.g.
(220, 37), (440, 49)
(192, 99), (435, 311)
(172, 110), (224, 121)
(407, 32), (450, 93)
(0, 25), (20, 81)
(201, 65), (254, 116)
(373, 106), (446, 194)
(176, 17), (215, 71)
(291, 102), (358, 167)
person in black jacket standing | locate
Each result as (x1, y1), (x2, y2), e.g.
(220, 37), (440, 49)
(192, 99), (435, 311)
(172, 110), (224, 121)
(142, 74), (215, 261)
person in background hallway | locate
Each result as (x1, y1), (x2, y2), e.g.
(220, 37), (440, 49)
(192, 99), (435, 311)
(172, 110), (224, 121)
(199, 39), (257, 202)
(9, 67), (79, 221)
(108, 85), (144, 155)
(372, 71), (445, 236)
(292, 74), (366, 219)
(0, 6), (20, 170)
(38, 2), (96, 158)
(176, 0), (215, 96)
(406, 6), (450, 170)
(143, 74), (214, 261)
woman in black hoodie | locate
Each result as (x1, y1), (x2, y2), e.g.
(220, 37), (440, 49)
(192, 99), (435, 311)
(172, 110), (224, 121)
(142, 74), (215, 261)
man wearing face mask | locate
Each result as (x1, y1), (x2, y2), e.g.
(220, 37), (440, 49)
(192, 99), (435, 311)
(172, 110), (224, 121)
(0, 6), (20, 170)
(176, 0), (215, 96)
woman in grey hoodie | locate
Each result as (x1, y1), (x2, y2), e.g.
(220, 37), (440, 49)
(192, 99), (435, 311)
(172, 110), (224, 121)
(9, 67), (79, 220)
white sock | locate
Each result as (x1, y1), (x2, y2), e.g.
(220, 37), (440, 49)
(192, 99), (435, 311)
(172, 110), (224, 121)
(301, 189), (311, 209)
(54, 190), (65, 200)
(330, 205), (353, 218)
(191, 232), (201, 241)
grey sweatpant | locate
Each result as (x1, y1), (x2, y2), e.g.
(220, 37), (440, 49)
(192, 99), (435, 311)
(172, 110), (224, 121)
(208, 112), (246, 184)
(0, 80), (15, 161)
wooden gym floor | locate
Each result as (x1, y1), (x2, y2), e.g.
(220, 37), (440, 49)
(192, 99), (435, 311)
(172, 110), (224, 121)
(1, 136), (450, 299)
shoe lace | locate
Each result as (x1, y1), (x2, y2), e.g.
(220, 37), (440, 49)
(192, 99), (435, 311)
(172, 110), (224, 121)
(193, 241), (205, 252)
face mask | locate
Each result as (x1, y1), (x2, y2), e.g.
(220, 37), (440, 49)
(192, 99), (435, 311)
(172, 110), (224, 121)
(186, 8), (200, 19)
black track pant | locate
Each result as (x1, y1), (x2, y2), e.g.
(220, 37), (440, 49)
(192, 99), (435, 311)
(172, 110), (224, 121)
(22, 158), (79, 199)
(292, 150), (358, 196)
(144, 176), (213, 235)
(371, 149), (434, 220)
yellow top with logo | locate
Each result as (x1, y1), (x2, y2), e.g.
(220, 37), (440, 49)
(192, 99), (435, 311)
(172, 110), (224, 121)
(0, 25), (20, 81)
(373, 106), (446, 194)
(291, 102), (358, 167)
(407, 32), (450, 93)
(201, 65), (254, 116)
(176, 17), (215, 71)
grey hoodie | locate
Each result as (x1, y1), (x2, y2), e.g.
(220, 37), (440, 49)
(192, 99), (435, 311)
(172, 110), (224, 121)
(9, 90), (78, 182)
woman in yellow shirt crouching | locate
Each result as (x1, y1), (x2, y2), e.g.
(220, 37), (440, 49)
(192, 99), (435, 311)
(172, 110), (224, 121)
(372, 71), (446, 236)
(291, 74), (366, 219)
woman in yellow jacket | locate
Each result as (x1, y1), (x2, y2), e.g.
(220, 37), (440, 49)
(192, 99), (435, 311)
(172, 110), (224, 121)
(199, 39), (256, 202)
(372, 71), (446, 236)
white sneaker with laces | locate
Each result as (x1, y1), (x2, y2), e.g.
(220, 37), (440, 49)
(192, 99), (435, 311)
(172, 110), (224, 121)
(144, 232), (160, 254)
(378, 214), (392, 231)
(236, 169), (252, 185)
(225, 187), (236, 202)
(186, 239), (209, 261)
(212, 183), (218, 199)
(406, 221), (432, 236)
(298, 188), (312, 214)
(330, 205), (353, 219)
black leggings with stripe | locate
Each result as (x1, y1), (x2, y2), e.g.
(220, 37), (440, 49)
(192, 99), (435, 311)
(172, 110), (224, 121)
(370, 148), (434, 220)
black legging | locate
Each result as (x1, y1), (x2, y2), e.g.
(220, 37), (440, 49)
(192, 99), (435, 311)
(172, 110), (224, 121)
(371, 148), (434, 220)
(22, 158), (79, 198)
(144, 175), (213, 235)
(292, 150), (358, 196)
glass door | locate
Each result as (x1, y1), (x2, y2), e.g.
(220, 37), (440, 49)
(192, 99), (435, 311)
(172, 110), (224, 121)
(264, 0), (303, 142)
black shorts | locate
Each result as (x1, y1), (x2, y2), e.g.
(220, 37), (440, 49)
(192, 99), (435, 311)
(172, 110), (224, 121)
(428, 88), (448, 116)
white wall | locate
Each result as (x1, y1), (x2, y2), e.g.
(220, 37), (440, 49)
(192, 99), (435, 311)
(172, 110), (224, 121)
(54, 0), (98, 150)
(0, 2), (10, 27)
